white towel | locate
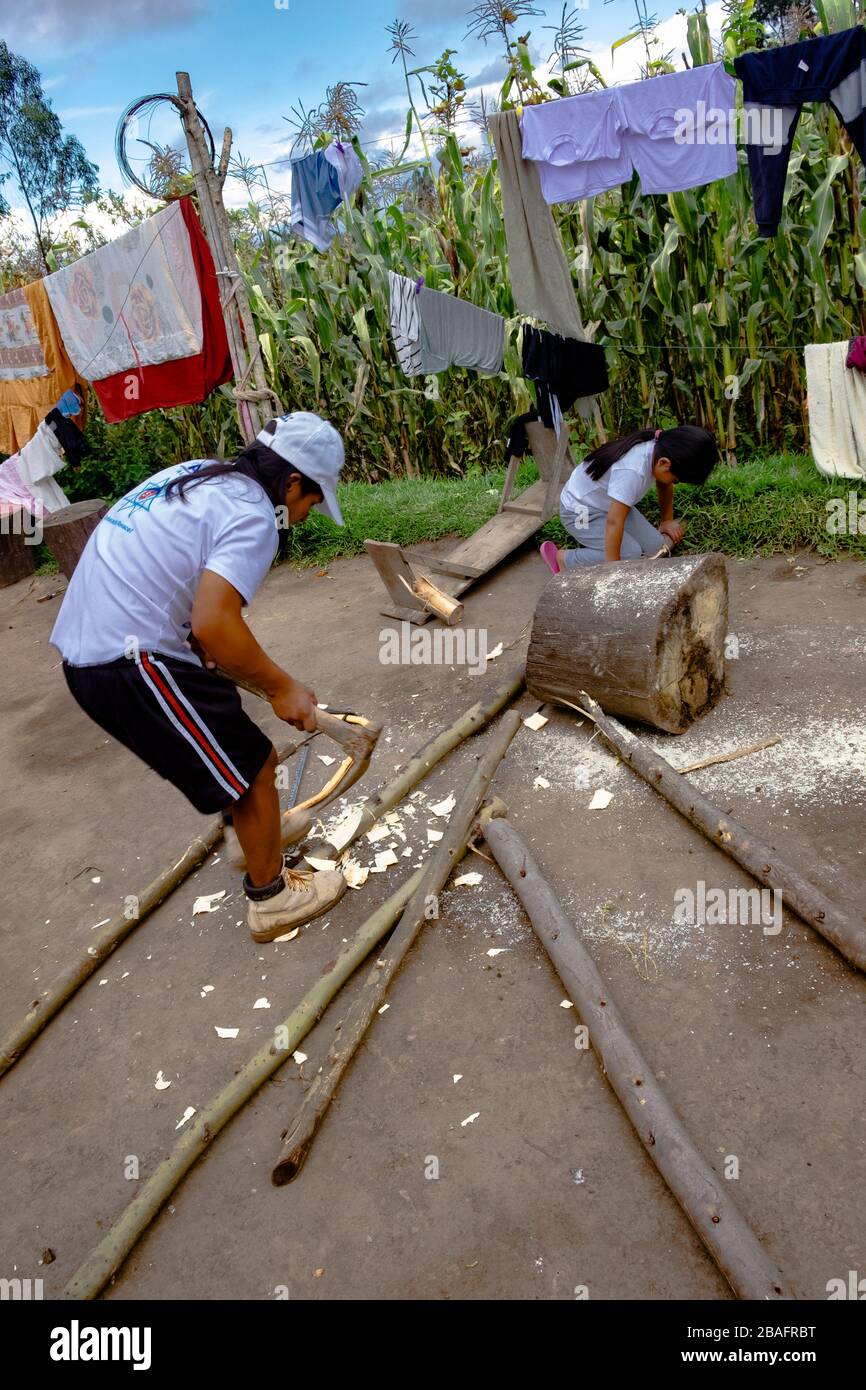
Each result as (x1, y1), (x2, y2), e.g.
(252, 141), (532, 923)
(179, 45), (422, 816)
(44, 202), (202, 382)
(805, 341), (866, 479)
(0, 421), (69, 516)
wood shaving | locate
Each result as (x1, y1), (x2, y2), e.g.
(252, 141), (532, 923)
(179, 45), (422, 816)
(342, 858), (370, 889)
(588, 788), (613, 810)
(192, 891), (226, 915)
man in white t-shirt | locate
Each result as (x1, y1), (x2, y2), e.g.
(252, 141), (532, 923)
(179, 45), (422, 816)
(51, 412), (350, 942)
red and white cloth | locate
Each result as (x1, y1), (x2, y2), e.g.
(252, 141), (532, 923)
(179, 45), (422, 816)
(43, 197), (232, 423)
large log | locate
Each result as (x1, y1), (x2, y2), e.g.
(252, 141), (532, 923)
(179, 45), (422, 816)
(0, 513), (37, 587)
(42, 499), (107, 580)
(526, 553), (728, 733)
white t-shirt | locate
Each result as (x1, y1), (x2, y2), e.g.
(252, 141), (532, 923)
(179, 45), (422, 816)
(560, 440), (656, 514)
(50, 462), (279, 666)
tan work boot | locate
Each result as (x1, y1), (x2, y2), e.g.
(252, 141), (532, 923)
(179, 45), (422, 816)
(246, 865), (347, 943)
(224, 807), (312, 871)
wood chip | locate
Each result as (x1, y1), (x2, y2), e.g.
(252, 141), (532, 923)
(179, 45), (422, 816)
(293, 1050), (307, 1064)
(461, 1111), (481, 1126)
(192, 891), (226, 915)
(175, 1107), (196, 1130)
(253, 997), (270, 1010)
(523, 712), (549, 731)
(273, 927), (300, 943)
(342, 858), (369, 889)
(327, 805), (364, 853)
(454, 871), (483, 887)
(214, 1026), (239, 1039)
(430, 793), (456, 817)
(427, 828), (443, 843)
(534, 776), (550, 789)
(373, 849), (399, 872)
(365, 823), (392, 844)
(317, 754), (336, 766)
(588, 788), (613, 810)
(154, 1071), (172, 1090)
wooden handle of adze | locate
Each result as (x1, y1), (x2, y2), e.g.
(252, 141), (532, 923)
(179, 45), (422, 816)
(212, 666), (382, 818)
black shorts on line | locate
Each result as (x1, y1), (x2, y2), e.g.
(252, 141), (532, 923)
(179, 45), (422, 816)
(63, 651), (273, 815)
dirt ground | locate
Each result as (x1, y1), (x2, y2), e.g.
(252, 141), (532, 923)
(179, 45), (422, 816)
(1, 539), (864, 1302)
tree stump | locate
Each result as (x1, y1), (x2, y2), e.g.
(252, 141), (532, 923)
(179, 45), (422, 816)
(42, 500), (108, 581)
(526, 553), (729, 734)
(0, 514), (37, 587)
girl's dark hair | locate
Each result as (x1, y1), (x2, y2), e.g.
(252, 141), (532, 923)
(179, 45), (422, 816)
(583, 425), (718, 485)
(164, 420), (322, 508)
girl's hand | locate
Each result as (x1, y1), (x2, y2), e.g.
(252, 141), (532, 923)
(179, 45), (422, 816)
(659, 519), (685, 547)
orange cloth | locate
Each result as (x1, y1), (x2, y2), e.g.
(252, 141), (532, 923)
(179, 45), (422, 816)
(0, 280), (82, 457)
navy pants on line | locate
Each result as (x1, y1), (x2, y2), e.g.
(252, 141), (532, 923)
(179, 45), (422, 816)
(735, 27), (866, 237)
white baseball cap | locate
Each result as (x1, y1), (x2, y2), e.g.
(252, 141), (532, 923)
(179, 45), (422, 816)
(256, 412), (345, 526)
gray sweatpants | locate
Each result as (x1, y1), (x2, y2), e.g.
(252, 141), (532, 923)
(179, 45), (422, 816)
(560, 502), (665, 567)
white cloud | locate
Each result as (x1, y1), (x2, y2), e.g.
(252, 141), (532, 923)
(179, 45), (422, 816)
(1, 0), (204, 51)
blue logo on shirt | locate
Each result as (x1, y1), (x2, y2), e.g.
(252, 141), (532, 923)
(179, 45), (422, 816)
(113, 463), (206, 524)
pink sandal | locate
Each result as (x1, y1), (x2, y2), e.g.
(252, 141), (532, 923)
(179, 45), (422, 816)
(540, 540), (562, 575)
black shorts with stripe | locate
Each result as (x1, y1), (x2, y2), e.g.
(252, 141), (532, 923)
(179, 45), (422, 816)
(63, 651), (273, 814)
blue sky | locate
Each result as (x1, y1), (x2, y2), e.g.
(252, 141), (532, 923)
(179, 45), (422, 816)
(0, 0), (719, 211)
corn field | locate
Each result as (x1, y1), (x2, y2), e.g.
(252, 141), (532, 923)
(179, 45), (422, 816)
(81, 1), (866, 482)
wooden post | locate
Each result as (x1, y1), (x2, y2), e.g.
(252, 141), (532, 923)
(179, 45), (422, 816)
(175, 72), (282, 444)
(482, 815), (792, 1302)
(578, 691), (866, 975)
(271, 714), (521, 1184)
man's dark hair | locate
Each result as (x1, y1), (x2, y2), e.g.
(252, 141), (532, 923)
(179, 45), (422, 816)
(164, 419), (322, 509)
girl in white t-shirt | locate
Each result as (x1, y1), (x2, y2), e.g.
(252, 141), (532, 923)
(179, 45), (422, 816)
(540, 425), (717, 571)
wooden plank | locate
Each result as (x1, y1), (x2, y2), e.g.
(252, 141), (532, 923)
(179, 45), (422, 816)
(426, 558), (487, 581)
(433, 479), (552, 598)
(525, 419), (575, 480)
(379, 602), (434, 626)
(497, 454), (521, 513)
(367, 421), (575, 615)
(364, 540), (427, 612)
